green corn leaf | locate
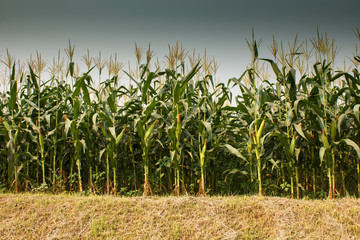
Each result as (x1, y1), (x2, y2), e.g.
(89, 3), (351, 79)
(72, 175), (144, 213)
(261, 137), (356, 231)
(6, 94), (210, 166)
(167, 127), (176, 144)
(253, 41), (258, 61)
(81, 84), (90, 105)
(335, 139), (360, 159)
(9, 63), (17, 113)
(344, 139), (360, 158)
(330, 121), (336, 141)
(170, 150), (176, 164)
(225, 169), (248, 181)
(47, 128), (56, 136)
(182, 62), (200, 89)
(321, 132), (330, 148)
(299, 99), (324, 118)
(260, 58), (283, 79)
(28, 66), (39, 92)
(107, 94), (116, 113)
(224, 144), (247, 161)
(200, 141), (207, 167)
(142, 71), (156, 102)
(144, 120), (158, 142)
(68, 62), (74, 77)
(73, 67), (94, 99)
(317, 117), (326, 132)
(144, 99), (157, 120)
(354, 104), (360, 122)
(73, 98), (81, 119)
(98, 112), (112, 126)
(337, 113), (347, 135)
(319, 147), (327, 163)
(256, 119), (266, 144)
(109, 127), (116, 140)
(23, 117), (39, 134)
(115, 127), (126, 146)
(136, 119), (145, 139)
(14, 130), (19, 145)
(294, 123), (307, 141)
(289, 134), (296, 157)
(23, 99), (39, 111)
(174, 63), (200, 104)
(44, 114), (51, 125)
(202, 121), (212, 140)
(73, 79), (82, 98)
(2, 121), (11, 131)
(101, 126), (108, 138)
(99, 148), (106, 161)
(79, 139), (86, 153)
(173, 81), (181, 104)
(64, 119), (72, 137)
(92, 113), (98, 131)
(269, 159), (280, 171)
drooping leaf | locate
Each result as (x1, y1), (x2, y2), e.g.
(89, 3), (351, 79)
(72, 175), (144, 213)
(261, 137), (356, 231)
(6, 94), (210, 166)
(335, 139), (360, 159)
(224, 144), (247, 161)
(109, 127), (116, 140)
(202, 120), (212, 140)
(354, 104), (360, 122)
(81, 83), (91, 105)
(337, 113), (347, 135)
(294, 123), (307, 141)
(225, 168), (248, 182)
(260, 58), (283, 79)
(64, 119), (72, 137)
(319, 147), (327, 163)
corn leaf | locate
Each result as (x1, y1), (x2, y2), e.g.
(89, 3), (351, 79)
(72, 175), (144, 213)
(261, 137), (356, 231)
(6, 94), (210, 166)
(224, 144), (247, 161)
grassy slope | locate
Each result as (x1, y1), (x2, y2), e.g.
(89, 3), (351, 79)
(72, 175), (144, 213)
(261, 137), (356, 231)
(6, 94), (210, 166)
(1, 194), (360, 239)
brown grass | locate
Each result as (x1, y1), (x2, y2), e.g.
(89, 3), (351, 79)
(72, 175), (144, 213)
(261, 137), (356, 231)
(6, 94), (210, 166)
(1, 194), (360, 239)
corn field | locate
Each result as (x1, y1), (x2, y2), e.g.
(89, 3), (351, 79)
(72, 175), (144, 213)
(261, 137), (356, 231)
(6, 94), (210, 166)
(1, 30), (360, 198)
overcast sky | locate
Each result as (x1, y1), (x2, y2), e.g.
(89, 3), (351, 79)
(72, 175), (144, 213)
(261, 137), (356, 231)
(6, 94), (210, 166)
(1, 0), (359, 83)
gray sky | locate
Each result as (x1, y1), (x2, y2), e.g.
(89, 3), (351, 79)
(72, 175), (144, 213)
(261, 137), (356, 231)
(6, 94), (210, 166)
(1, 0), (359, 83)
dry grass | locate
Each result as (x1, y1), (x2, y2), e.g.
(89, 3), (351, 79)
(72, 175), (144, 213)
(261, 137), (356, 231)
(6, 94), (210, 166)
(1, 194), (360, 239)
